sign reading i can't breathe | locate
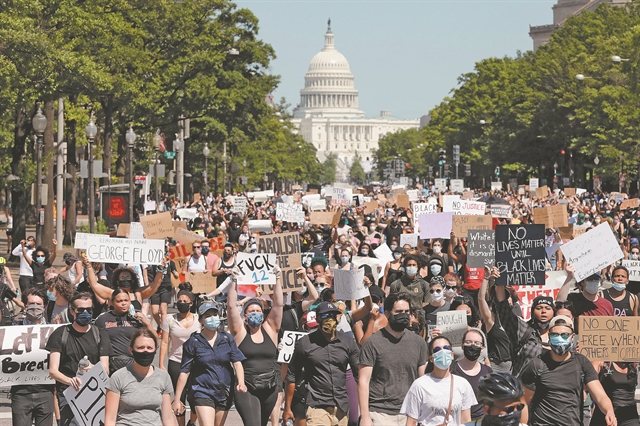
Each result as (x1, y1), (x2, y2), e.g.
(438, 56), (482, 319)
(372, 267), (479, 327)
(494, 224), (546, 286)
(256, 232), (302, 293)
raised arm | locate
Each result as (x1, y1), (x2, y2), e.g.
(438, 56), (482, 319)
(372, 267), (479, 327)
(556, 262), (575, 303)
(478, 266), (496, 332)
(81, 256), (115, 301)
(22, 244), (33, 266)
(137, 260), (166, 299)
(300, 268), (320, 311)
(226, 270), (246, 340)
(350, 295), (373, 323)
(264, 265), (284, 335)
(48, 239), (57, 264)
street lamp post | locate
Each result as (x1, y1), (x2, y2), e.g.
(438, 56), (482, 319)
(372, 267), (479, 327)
(85, 117), (98, 233)
(152, 131), (162, 210)
(32, 106), (47, 245)
(203, 144), (210, 198)
(173, 133), (183, 202)
(214, 151), (220, 196)
(126, 126), (137, 222)
(243, 159), (247, 193)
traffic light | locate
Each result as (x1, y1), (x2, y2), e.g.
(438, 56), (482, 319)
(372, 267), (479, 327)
(453, 145), (460, 164)
(438, 148), (446, 165)
(428, 166), (433, 177)
(495, 166), (500, 177)
(465, 164), (471, 177)
(443, 164), (450, 176)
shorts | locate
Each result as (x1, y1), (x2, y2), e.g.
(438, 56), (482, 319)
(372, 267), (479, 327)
(150, 290), (172, 305)
(194, 397), (233, 411)
(6, 229), (12, 236)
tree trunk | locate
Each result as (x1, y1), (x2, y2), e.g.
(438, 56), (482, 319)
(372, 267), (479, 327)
(101, 97), (114, 188)
(116, 112), (126, 182)
(64, 96), (77, 246)
(43, 100), (55, 250)
(10, 105), (29, 248)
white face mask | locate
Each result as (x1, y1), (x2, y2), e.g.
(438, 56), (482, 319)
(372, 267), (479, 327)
(631, 254), (639, 260)
(431, 290), (444, 302)
(296, 289), (307, 295)
(433, 246), (442, 254)
(445, 288), (457, 298)
(584, 280), (600, 295)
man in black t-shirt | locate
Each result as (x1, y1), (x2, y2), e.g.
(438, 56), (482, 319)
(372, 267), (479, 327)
(520, 315), (615, 426)
(46, 292), (113, 426)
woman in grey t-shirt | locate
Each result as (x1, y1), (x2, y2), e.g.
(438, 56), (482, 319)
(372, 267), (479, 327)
(105, 329), (175, 426)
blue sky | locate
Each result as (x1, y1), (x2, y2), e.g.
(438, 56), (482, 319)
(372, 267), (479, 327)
(234, 0), (556, 120)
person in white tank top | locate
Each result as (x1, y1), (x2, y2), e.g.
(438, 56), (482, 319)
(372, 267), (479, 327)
(181, 241), (209, 275)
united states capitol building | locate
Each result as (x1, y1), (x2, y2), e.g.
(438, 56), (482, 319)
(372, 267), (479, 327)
(291, 22), (420, 179)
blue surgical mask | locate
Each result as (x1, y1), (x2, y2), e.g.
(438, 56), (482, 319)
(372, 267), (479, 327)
(47, 291), (56, 301)
(433, 349), (453, 370)
(389, 245), (397, 251)
(405, 266), (418, 277)
(584, 280), (600, 295)
(341, 257), (350, 265)
(550, 334), (573, 355)
(430, 265), (442, 276)
(75, 311), (93, 326)
(360, 249), (369, 255)
(612, 282), (626, 292)
(36, 256), (45, 264)
(247, 312), (264, 328)
(204, 316), (220, 330)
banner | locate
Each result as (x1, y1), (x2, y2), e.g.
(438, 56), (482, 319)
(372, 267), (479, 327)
(236, 252), (277, 285)
(85, 235), (165, 265)
(467, 230), (495, 268)
(495, 225), (546, 286)
(0, 324), (64, 387)
(418, 212), (453, 240)
(277, 331), (308, 363)
(333, 268), (369, 301)
(579, 316), (640, 362)
(436, 310), (467, 346)
(63, 363), (109, 426)
(512, 271), (567, 320)
(561, 223), (624, 282)
(140, 212), (173, 239)
(451, 215), (492, 238)
(276, 203), (304, 223)
(256, 232), (303, 293)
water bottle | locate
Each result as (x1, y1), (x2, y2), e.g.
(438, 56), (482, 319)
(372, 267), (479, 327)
(77, 356), (90, 376)
(129, 304), (136, 317)
(285, 420), (294, 426)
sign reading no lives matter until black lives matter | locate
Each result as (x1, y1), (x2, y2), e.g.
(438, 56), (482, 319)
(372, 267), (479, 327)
(85, 235), (165, 265)
(256, 232), (303, 293)
(495, 224), (545, 286)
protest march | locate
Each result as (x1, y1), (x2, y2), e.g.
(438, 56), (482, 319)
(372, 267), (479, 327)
(2, 184), (640, 426)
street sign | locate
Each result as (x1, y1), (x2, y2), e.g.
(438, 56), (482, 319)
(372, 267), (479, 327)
(134, 175), (146, 184)
(163, 151), (176, 160)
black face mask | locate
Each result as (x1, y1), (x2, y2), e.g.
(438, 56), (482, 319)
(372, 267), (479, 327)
(463, 345), (482, 361)
(118, 279), (132, 288)
(201, 247), (210, 255)
(176, 302), (191, 314)
(132, 350), (156, 367)
(467, 315), (475, 327)
(389, 313), (410, 331)
(223, 252), (232, 260)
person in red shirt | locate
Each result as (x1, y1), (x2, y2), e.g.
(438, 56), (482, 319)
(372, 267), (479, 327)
(448, 232), (484, 305)
(556, 263), (613, 318)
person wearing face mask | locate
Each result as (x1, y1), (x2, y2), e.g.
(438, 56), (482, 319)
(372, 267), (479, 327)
(521, 316), (617, 426)
(452, 330), (494, 421)
(401, 335), (476, 426)
(338, 248), (355, 270)
(182, 241), (210, 276)
(60, 252), (84, 288)
(280, 268), (320, 338)
(172, 301), (247, 426)
(24, 242), (57, 290)
(210, 243), (236, 303)
(12, 236), (35, 293)
(283, 302), (360, 426)
(470, 372), (527, 426)
(557, 264), (614, 317)
(149, 253), (179, 333)
(10, 287), (55, 426)
(381, 247), (404, 291)
(389, 254), (430, 311)
(426, 256), (447, 283)
(358, 242), (376, 259)
(160, 285), (201, 426)
(105, 329), (175, 426)
(358, 293), (428, 426)
(45, 274), (74, 324)
(46, 292), (113, 426)
(602, 266), (638, 317)
(424, 276), (451, 325)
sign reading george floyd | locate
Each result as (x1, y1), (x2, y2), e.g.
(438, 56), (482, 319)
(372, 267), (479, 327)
(85, 235), (165, 265)
(236, 252), (277, 286)
(579, 316), (640, 362)
(494, 224), (546, 286)
(256, 232), (303, 293)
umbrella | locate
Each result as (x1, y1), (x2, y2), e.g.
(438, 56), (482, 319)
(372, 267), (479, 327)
(478, 195), (511, 207)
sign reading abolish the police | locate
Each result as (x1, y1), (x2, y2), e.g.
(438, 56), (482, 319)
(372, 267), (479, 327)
(236, 252), (277, 286)
(64, 363), (109, 426)
(85, 235), (165, 265)
(579, 316), (640, 362)
(256, 232), (302, 293)
(495, 225), (546, 286)
(0, 324), (64, 388)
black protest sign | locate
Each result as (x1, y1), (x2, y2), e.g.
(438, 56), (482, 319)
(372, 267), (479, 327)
(256, 232), (303, 293)
(467, 230), (495, 269)
(495, 224), (545, 286)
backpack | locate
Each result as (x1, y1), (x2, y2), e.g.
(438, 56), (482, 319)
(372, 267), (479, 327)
(60, 324), (101, 349)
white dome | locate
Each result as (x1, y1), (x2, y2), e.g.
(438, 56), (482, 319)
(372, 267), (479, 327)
(308, 31), (351, 73)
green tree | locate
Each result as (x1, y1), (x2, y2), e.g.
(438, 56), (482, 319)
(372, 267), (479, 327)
(350, 155), (366, 183)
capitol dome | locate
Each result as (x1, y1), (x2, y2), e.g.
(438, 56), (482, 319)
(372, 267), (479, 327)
(307, 32), (351, 73)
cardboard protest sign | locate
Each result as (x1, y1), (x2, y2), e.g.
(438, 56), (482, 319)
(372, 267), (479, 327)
(63, 363), (109, 426)
(564, 188), (576, 197)
(85, 235), (165, 265)
(174, 227), (207, 245)
(116, 223), (130, 237)
(364, 200), (378, 215)
(579, 316), (640, 362)
(621, 198), (639, 210)
(176, 208), (198, 219)
(333, 268), (369, 301)
(309, 199), (327, 211)
(278, 331), (309, 363)
(467, 230), (495, 268)
(310, 212), (335, 225)
(173, 221), (188, 232)
(331, 208), (342, 227)
(236, 252), (277, 285)
(373, 243), (394, 265)
(452, 215), (492, 238)
(256, 232), (303, 293)
(74, 232), (89, 250)
(188, 272), (218, 293)
(494, 224), (546, 286)
(276, 203), (304, 223)
(400, 233), (419, 248)
(396, 194), (410, 209)
(330, 187), (352, 206)
(573, 226), (587, 237)
(248, 220), (273, 234)
(418, 212), (454, 240)
(436, 310), (467, 346)
(622, 260), (640, 281)
(413, 202), (438, 232)
(561, 223), (624, 282)
(352, 256), (384, 283)
(534, 204), (568, 229)
(529, 178), (539, 191)
(535, 186), (549, 198)
(140, 212), (173, 238)
(559, 224), (573, 240)
(512, 270), (568, 320)
(0, 324), (64, 387)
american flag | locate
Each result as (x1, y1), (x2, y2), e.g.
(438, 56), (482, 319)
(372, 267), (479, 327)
(159, 132), (167, 153)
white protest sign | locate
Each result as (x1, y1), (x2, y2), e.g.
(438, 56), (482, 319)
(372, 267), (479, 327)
(513, 271), (568, 320)
(144, 200), (157, 213)
(235, 252), (277, 285)
(434, 179), (447, 191)
(407, 189), (419, 201)
(436, 310), (467, 346)
(400, 233), (419, 248)
(560, 223), (624, 282)
(233, 197), (248, 213)
(529, 178), (539, 191)
(248, 220), (273, 234)
(576, 188), (587, 196)
(253, 191), (271, 203)
(302, 194), (321, 203)
(277, 331), (308, 363)
(373, 243), (394, 265)
(309, 199), (327, 211)
(129, 222), (144, 239)
(413, 202), (438, 232)
(491, 182), (503, 190)
(333, 268), (370, 301)
(63, 363), (109, 426)
(450, 179), (464, 193)
(176, 208), (198, 219)
(85, 235), (165, 265)
(0, 324), (64, 388)
(330, 187), (352, 206)
(276, 203), (304, 223)
(443, 196), (486, 216)
(352, 256), (385, 283)
(74, 232), (90, 250)
(622, 260), (640, 281)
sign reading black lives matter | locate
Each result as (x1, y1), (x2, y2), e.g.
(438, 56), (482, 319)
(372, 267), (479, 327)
(256, 232), (303, 293)
(495, 224), (545, 286)
(85, 235), (165, 265)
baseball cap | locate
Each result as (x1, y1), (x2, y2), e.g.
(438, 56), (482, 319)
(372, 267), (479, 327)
(531, 296), (554, 310)
(631, 238), (639, 245)
(315, 301), (341, 316)
(549, 315), (574, 331)
(198, 301), (221, 316)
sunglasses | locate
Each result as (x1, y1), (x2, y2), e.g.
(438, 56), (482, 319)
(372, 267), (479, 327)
(74, 307), (93, 314)
(549, 332), (572, 339)
(429, 289), (442, 294)
(445, 285), (457, 290)
(193, 246), (201, 249)
(319, 312), (338, 320)
(501, 403), (525, 414)
(432, 345), (452, 353)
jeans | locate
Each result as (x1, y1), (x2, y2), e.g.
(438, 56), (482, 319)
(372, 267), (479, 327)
(18, 275), (33, 294)
(11, 389), (54, 426)
(57, 391), (79, 426)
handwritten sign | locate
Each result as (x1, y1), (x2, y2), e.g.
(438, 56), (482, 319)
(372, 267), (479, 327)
(140, 212), (173, 238)
(450, 179), (464, 193)
(330, 187), (352, 206)
(174, 227), (206, 246)
(176, 208), (198, 220)
(452, 215), (492, 238)
(276, 203), (304, 223)
(373, 243), (394, 265)
(256, 232), (302, 293)
(310, 212), (335, 225)
(63, 363), (109, 426)
(277, 331), (308, 363)
(491, 182), (502, 191)
(413, 202), (438, 232)
(579, 316), (640, 362)
(333, 268), (369, 301)
(621, 198), (639, 210)
(622, 260), (640, 281)
(444, 197), (486, 216)
(407, 189), (419, 201)
(495, 225), (546, 286)
(85, 235), (165, 265)
(418, 212), (454, 240)
(116, 223), (130, 237)
(130, 222), (144, 239)
(535, 186), (549, 198)
(529, 178), (539, 191)
(396, 194), (410, 209)
(233, 197), (248, 213)
(236, 252), (276, 285)
(467, 230), (495, 268)
(489, 205), (512, 219)
(533, 204), (568, 229)
(75, 232), (89, 250)
(248, 220), (272, 234)
(400, 233), (419, 248)
(560, 223), (624, 282)
(436, 310), (467, 346)
(309, 199), (327, 211)
(144, 200), (157, 213)
(187, 272), (218, 293)
(364, 200), (378, 215)
(434, 179), (447, 191)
